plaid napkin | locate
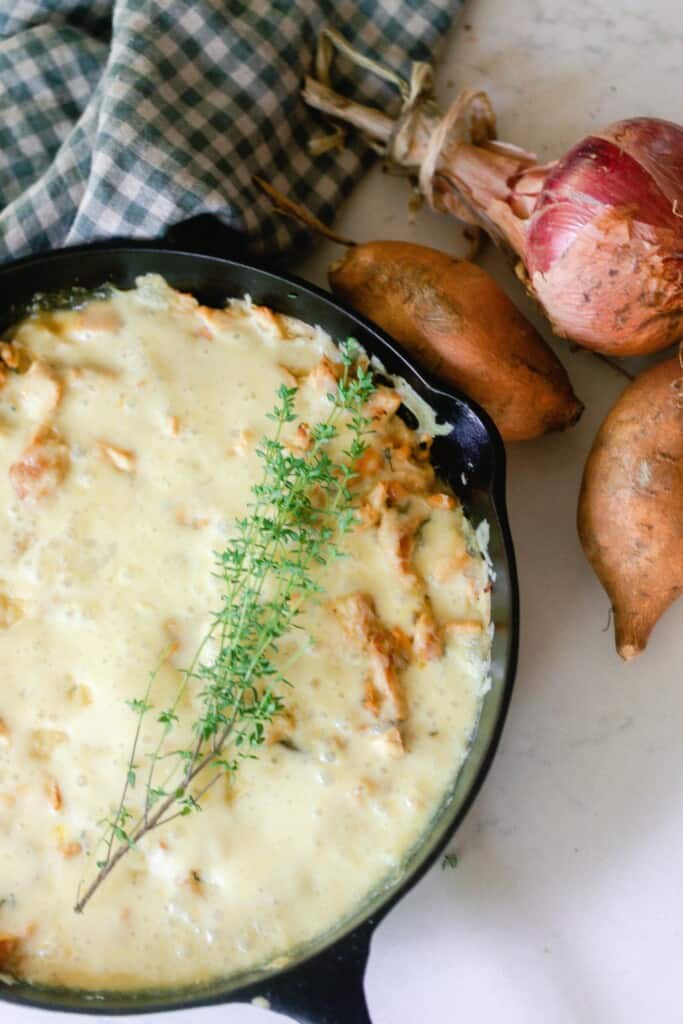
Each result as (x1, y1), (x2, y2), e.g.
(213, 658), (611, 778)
(0, 0), (457, 262)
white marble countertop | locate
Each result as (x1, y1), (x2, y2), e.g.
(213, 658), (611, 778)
(7, 0), (682, 1022)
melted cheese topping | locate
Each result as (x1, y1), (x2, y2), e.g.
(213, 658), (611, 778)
(0, 276), (491, 991)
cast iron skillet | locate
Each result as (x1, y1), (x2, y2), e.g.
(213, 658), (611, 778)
(0, 243), (519, 1024)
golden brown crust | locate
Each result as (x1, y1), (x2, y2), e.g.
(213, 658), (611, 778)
(0, 934), (23, 976)
(334, 377), (462, 711)
(9, 428), (69, 501)
(413, 610), (443, 664)
(45, 776), (63, 812)
(333, 592), (407, 723)
(307, 355), (341, 395)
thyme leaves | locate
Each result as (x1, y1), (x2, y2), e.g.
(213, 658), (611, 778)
(75, 340), (375, 912)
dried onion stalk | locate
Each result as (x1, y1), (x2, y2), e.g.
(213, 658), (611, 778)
(303, 29), (683, 357)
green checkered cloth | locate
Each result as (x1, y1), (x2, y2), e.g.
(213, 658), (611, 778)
(0, 1), (458, 261)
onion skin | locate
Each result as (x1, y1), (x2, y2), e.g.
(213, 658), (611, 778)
(519, 121), (683, 355)
(329, 241), (584, 441)
(578, 356), (683, 659)
(302, 40), (683, 355)
(440, 119), (683, 356)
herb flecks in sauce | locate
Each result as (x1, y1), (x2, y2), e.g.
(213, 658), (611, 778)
(75, 342), (376, 912)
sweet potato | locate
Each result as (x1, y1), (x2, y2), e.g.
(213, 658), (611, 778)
(328, 242), (584, 441)
(577, 356), (683, 659)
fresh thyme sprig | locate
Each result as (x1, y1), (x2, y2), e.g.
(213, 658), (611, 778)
(75, 340), (376, 912)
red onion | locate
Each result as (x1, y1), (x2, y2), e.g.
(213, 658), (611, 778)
(302, 36), (683, 356)
(441, 117), (683, 356)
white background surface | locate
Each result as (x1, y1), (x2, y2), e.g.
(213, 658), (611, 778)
(7, 0), (683, 1022)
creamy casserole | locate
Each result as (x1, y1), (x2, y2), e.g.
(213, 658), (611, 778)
(0, 275), (491, 990)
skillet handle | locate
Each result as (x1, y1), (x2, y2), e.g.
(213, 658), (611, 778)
(259, 921), (374, 1024)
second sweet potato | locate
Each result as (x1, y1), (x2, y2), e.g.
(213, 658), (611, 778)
(578, 355), (683, 659)
(329, 241), (583, 441)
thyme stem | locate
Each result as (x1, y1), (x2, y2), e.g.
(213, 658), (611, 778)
(75, 341), (375, 913)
